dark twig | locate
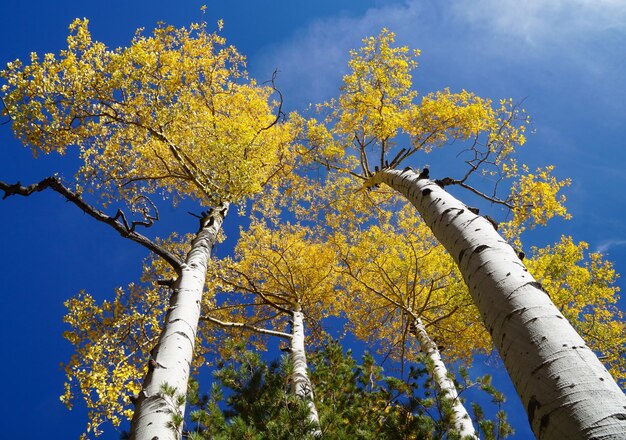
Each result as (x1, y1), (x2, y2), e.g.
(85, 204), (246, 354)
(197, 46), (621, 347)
(388, 147), (407, 169)
(0, 96), (13, 126)
(260, 69), (285, 132)
(112, 195), (159, 232)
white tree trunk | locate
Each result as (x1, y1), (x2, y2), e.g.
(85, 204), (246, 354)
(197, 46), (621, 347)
(410, 316), (478, 438)
(372, 169), (626, 439)
(290, 309), (322, 435)
(130, 203), (229, 440)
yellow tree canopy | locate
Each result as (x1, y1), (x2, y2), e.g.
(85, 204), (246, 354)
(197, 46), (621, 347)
(303, 29), (570, 242)
(1, 19), (294, 207)
(209, 221), (340, 338)
(333, 203), (491, 364)
(62, 285), (161, 437)
(60, 233), (233, 437)
(61, 245), (176, 436)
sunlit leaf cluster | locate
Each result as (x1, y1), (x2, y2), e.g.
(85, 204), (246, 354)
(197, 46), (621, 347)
(61, 285), (162, 436)
(2, 19), (294, 207)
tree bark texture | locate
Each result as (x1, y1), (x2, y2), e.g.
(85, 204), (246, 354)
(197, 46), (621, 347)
(130, 203), (229, 440)
(372, 168), (626, 439)
(290, 309), (322, 435)
(410, 316), (478, 438)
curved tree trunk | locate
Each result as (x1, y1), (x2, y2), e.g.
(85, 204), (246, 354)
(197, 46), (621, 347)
(410, 316), (478, 438)
(290, 308), (322, 436)
(371, 169), (626, 439)
(130, 203), (229, 440)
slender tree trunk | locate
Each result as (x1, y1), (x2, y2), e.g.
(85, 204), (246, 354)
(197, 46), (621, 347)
(410, 316), (478, 438)
(290, 308), (322, 436)
(130, 203), (229, 440)
(371, 169), (626, 439)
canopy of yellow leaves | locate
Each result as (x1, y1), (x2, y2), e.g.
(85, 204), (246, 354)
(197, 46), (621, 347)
(305, 30), (570, 238)
(1, 19), (295, 207)
(212, 222), (340, 324)
(61, 286), (162, 437)
(333, 204), (491, 363)
(336, 29), (419, 145)
(60, 236), (217, 437)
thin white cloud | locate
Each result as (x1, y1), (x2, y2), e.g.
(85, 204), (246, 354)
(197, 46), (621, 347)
(596, 239), (626, 254)
(251, 0), (626, 111)
(250, 1), (432, 107)
(452, 0), (626, 44)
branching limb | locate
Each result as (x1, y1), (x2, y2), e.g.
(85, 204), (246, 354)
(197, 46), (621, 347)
(218, 267), (293, 315)
(434, 177), (513, 209)
(200, 315), (292, 340)
(388, 147), (407, 169)
(0, 176), (183, 273)
(112, 195), (159, 232)
(260, 69), (285, 132)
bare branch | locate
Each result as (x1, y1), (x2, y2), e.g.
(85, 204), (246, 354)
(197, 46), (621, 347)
(0, 96), (13, 126)
(0, 177), (183, 273)
(260, 69), (285, 132)
(201, 315), (292, 340)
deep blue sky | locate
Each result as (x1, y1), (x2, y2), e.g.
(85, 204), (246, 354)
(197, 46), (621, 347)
(1, 1), (625, 438)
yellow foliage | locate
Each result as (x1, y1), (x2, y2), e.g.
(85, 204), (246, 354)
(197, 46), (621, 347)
(60, 235), (218, 437)
(406, 89), (495, 152)
(334, 203), (491, 363)
(61, 285), (164, 437)
(336, 29), (419, 144)
(304, 29), (571, 242)
(509, 166), (571, 228)
(217, 222), (340, 320)
(203, 221), (341, 354)
(1, 19), (295, 207)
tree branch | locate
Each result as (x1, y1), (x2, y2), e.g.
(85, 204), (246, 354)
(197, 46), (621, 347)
(200, 315), (292, 340)
(0, 176), (183, 273)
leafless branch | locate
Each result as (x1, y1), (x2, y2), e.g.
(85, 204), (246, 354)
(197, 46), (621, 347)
(201, 315), (292, 340)
(260, 69), (285, 132)
(0, 176), (183, 273)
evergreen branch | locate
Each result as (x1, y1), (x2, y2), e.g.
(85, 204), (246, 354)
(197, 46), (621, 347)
(0, 176), (184, 273)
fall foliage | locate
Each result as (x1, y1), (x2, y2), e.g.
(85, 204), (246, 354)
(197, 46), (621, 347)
(1, 18), (624, 440)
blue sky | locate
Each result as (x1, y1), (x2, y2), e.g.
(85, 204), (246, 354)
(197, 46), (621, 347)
(1, 1), (625, 438)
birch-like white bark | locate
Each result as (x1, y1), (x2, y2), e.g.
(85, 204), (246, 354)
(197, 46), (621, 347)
(371, 169), (626, 439)
(290, 309), (322, 436)
(410, 316), (478, 438)
(130, 203), (229, 440)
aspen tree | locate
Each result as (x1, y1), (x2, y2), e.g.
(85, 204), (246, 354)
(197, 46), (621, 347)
(307, 29), (626, 438)
(334, 206), (487, 438)
(1, 19), (294, 439)
(208, 222), (340, 435)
